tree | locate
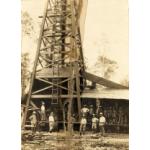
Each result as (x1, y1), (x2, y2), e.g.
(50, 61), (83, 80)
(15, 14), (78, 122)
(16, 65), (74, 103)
(21, 11), (35, 37)
(21, 53), (31, 96)
(21, 11), (34, 96)
(120, 76), (129, 87)
(95, 55), (118, 79)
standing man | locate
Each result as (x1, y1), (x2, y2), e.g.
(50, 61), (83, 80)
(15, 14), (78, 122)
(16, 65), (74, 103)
(70, 114), (76, 134)
(49, 112), (55, 133)
(112, 107), (117, 124)
(29, 111), (37, 134)
(89, 105), (94, 129)
(118, 107), (124, 125)
(40, 101), (46, 121)
(99, 112), (106, 136)
(81, 104), (89, 117)
(21, 106), (24, 128)
(92, 114), (98, 133)
(89, 105), (94, 116)
(80, 115), (87, 136)
(96, 105), (103, 115)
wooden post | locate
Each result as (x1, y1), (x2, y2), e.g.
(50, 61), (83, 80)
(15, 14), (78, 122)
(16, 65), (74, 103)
(67, 79), (74, 132)
(75, 62), (81, 120)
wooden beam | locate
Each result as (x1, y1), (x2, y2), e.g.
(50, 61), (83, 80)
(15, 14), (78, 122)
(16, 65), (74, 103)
(75, 62), (81, 120)
(31, 94), (77, 99)
(30, 101), (39, 109)
(84, 72), (128, 89)
(32, 85), (52, 94)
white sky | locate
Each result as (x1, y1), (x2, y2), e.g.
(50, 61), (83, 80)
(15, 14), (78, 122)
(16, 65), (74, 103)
(22, 0), (128, 83)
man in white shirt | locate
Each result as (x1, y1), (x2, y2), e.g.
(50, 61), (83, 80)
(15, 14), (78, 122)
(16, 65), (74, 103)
(80, 115), (87, 135)
(92, 114), (98, 133)
(40, 101), (46, 121)
(81, 105), (89, 117)
(99, 112), (106, 136)
(49, 112), (55, 133)
(29, 111), (37, 133)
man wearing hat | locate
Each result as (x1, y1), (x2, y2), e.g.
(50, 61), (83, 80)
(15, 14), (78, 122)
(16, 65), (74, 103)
(99, 112), (106, 136)
(89, 105), (94, 116)
(29, 111), (37, 133)
(92, 114), (98, 133)
(79, 115), (87, 135)
(96, 105), (103, 115)
(88, 105), (94, 128)
(40, 101), (46, 121)
(81, 104), (89, 117)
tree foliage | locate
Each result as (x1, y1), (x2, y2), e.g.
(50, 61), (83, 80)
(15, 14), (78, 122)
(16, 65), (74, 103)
(21, 11), (35, 36)
(21, 53), (31, 96)
(95, 56), (118, 79)
(120, 77), (129, 87)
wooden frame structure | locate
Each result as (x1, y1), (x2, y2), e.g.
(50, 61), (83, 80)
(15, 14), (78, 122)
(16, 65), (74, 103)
(22, 0), (85, 131)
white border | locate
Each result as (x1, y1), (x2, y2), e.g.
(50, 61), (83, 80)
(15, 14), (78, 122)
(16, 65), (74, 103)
(129, 0), (150, 149)
(0, 0), (150, 149)
(0, 0), (21, 149)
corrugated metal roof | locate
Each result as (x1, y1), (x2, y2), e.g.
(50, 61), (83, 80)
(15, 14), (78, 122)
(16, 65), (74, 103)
(81, 88), (129, 100)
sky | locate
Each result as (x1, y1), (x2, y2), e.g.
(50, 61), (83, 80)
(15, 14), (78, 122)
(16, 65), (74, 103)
(22, 0), (128, 83)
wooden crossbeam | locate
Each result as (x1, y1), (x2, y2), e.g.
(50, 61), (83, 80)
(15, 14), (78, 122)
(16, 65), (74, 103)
(36, 77), (77, 94)
(32, 77), (71, 94)
(32, 85), (53, 95)
(84, 72), (128, 89)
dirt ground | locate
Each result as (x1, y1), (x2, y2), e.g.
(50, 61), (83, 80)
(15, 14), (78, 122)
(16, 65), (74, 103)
(22, 131), (128, 150)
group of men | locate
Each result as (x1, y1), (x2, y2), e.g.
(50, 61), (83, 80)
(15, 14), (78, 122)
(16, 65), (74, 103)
(27, 102), (129, 135)
(80, 105), (106, 136)
(28, 102), (106, 135)
(29, 101), (55, 133)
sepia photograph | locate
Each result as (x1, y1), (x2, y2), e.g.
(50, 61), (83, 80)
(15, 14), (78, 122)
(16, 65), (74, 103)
(21, 0), (129, 149)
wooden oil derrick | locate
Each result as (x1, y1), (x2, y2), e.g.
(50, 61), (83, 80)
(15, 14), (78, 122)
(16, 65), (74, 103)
(22, 0), (85, 132)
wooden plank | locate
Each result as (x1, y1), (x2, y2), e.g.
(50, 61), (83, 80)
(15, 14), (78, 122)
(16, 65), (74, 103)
(43, 32), (71, 38)
(32, 85), (53, 94)
(67, 0), (76, 133)
(31, 94), (77, 99)
(47, 13), (71, 17)
(84, 72), (128, 89)
(30, 101), (39, 109)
